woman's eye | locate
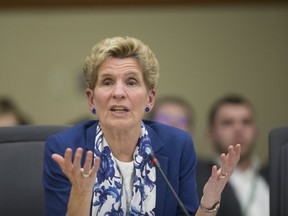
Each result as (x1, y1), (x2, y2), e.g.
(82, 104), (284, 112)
(127, 79), (137, 86)
(103, 79), (113, 85)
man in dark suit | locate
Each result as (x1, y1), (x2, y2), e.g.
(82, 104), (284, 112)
(196, 95), (269, 216)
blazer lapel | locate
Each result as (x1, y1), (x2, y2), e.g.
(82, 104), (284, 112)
(83, 121), (98, 167)
(146, 124), (169, 216)
(154, 154), (168, 216)
(85, 120), (98, 151)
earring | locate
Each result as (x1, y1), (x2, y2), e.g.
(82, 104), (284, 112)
(92, 108), (96, 115)
(145, 106), (150, 113)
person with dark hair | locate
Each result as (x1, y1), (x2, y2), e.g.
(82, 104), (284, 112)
(146, 96), (195, 133)
(43, 36), (241, 216)
(0, 97), (30, 126)
(197, 94), (269, 216)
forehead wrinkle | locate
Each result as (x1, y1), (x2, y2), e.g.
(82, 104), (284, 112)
(102, 58), (141, 69)
(98, 58), (143, 80)
(99, 71), (141, 79)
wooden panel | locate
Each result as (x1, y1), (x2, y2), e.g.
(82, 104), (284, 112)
(0, 0), (287, 9)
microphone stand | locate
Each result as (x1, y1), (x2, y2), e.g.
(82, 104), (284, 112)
(149, 154), (190, 216)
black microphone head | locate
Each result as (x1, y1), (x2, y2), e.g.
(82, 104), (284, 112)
(149, 153), (156, 161)
(149, 153), (160, 168)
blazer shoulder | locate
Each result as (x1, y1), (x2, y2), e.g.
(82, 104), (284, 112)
(45, 120), (98, 152)
(144, 119), (194, 155)
(144, 119), (192, 140)
(50, 120), (97, 139)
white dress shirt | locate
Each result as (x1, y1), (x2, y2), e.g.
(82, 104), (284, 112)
(229, 157), (269, 216)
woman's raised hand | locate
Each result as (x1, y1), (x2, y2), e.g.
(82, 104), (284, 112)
(52, 148), (100, 192)
(51, 148), (100, 215)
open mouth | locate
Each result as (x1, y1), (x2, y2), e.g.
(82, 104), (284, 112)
(110, 107), (129, 113)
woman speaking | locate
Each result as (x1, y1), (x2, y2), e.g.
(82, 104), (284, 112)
(43, 36), (240, 216)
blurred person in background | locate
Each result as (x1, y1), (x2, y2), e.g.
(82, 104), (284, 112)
(146, 96), (195, 133)
(197, 94), (269, 216)
(0, 96), (31, 126)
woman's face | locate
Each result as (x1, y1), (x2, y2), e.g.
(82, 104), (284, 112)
(86, 57), (155, 131)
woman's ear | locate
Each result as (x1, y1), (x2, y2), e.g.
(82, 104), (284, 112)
(85, 88), (95, 111)
(147, 89), (156, 110)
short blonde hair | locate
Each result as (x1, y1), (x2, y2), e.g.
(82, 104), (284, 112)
(83, 36), (160, 91)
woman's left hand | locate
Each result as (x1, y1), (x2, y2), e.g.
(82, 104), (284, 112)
(201, 144), (241, 207)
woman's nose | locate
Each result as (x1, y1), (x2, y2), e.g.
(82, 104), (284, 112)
(112, 83), (126, 99)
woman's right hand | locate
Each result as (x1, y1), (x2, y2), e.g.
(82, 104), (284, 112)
(52, 148), (100, 191)
(52, 147), (100, 213)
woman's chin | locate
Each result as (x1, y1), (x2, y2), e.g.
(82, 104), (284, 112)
(105, 119), (135, 129)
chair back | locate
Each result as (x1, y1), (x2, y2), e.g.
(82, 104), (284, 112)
(0, 125), (69, 216)
(269, 126), (288, 216)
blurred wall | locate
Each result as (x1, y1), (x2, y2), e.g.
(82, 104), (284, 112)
(1, 5), (288, 162)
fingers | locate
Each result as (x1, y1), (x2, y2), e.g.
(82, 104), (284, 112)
(52, 147), (100, 179)
(52, 153), (65, 169)
(217, 144), (241, 177)
(220, 152), (228, 165)
(82, 151), (101, 178)
(64, 148), (73, 172)
(82, 150), (93, 177)
(235, 144), (241, 162)
(73, 148), (83, 172)
(90, 156), (101, 177)
(227, 144), (241, 166)
(211, 165), (218, 179)
(228, 143), (241, 155)
(219, 152), (228, 175)
(203, 144), (241, 201)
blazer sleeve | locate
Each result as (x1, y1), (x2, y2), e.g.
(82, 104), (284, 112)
(42, 135), (71, 216)
(178, 134), (199, 216)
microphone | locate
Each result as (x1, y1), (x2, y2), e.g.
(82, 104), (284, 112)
(149, 153), (190, 216)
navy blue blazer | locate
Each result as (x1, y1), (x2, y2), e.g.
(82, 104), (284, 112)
(43, 120), (199, 216)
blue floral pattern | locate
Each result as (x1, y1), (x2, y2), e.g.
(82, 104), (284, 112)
(97, 146), (115, 184)
(91, 122), (156, 216)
